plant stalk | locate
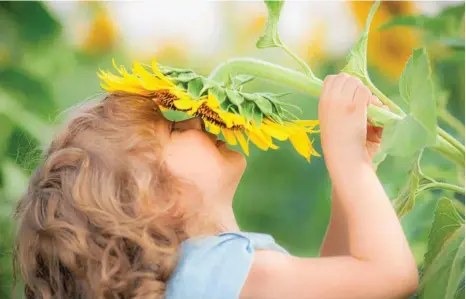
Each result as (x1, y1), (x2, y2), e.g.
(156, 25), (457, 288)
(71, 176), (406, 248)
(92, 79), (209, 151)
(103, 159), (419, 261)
(439, 108), (465, 138)
(209, 58), (465, 166)
(418, 182), (466, 195)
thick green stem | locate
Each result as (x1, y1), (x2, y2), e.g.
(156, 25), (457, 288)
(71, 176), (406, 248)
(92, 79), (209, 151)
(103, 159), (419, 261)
(209, 58), (323, 95)
(209, 58), (465, 166)
(208, 58), (396, 125)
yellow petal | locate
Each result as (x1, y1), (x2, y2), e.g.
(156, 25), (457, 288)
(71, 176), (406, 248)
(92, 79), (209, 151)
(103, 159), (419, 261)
(289, 130), (312, 162)
(246, 128), (271, 151)
(206, 92), (220, 108)
(222, 128), (237, 146)
(173, 99), (195, 110)
(234, 130), (249, 156)
(151, 59), (173, 85)
(269, 143), (279, 150)
(295, 120), (319, 128)
(134, 61), (172, 90)
(209, 123), (221, 135)
(260, 122), (289, 141)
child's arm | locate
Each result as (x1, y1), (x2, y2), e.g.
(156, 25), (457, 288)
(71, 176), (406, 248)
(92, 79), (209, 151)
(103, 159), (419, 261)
(320, 188), (350, 256)
(321, 95), (385, 257)
(240, 73), (418, 299)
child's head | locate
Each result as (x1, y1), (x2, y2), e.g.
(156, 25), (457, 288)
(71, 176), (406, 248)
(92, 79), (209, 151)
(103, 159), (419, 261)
(13, 93), (246, 298)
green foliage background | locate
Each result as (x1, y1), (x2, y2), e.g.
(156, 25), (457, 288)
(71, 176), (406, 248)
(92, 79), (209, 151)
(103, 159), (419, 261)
(0, 1), (464, 298)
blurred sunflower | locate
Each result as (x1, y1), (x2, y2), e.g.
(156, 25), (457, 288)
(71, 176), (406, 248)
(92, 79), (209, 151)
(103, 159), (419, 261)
(302, 19), (328, 70)
(81, 3), (118, 55)
(348, 1), (420, 79)
(98, 59), (320, 162)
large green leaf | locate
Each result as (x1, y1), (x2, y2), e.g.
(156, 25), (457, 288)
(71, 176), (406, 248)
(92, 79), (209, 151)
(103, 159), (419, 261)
(341, 1), (380, 79)
(399, 48), (437, 136)
(381, 117), (432, 157)
(0, 2), (60, 46)
(420, 198), (465, 299)
(0, 68), (57, 118)
(0, 91), (54, 148)
(256, 0), (284, 49)
(379, 15), (442, 33)
(380, 49), (437, 157)
(379, 3), (465, 50)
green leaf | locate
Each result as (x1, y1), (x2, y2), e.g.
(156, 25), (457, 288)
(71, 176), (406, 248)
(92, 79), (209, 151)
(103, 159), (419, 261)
(252, 107), (263, 126)
(378, 15), (439, 32)
(420, 198), (465, 299)
(255, 96), (273, 115)
(0, 2), (61, 46)
(381, 117), (433, 157)
(160, 65), (193, 75)
(341, 1), (380, 79)
(380, 49), (437, 158)
(1, 159), (28, 201)
(256, 0), (284, 49)
(399, 48), (437, 136)
(225, 89), (244, 105)
(393, 154), (423, 217)
(187, 77), (204, 99)
(0, 118), (13, 159)
(0, 67), (57, 118)
(0, 91), (54, 147)
(242, 101), (256, 122)
(439, 39), (465, 51)
(379, 4), (465, 42)
(233, 75), (255, 90)
(174, 72), (199, 83)
(243, 93), (273, 115)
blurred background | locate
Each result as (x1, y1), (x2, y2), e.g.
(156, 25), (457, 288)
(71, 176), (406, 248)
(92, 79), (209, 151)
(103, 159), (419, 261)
(0, 1), (464, 298)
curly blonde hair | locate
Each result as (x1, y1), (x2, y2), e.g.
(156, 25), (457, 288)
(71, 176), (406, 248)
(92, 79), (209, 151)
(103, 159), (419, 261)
(13, 93), (191, 299)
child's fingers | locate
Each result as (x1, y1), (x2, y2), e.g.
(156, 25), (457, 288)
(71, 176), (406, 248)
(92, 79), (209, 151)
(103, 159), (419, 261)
(354, 85), (371, 108)
(321, 75), (336, 101)
(369, 95), (383, 107)
(329, 73), (350, 100)
(342, 77), (362, 102)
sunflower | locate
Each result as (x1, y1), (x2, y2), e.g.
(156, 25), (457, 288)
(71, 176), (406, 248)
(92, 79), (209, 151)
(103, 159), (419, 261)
(348, 1), (419, 79)
(98, 59), (320, 162)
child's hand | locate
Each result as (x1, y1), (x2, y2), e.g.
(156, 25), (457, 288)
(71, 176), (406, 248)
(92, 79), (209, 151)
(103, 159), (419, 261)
(318, 73), (386, 168)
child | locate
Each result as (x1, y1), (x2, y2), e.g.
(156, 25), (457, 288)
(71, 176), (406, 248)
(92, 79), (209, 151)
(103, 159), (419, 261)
(13, 72), (418, 299)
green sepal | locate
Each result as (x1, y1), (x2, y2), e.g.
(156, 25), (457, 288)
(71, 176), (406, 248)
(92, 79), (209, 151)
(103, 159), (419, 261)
(225, 89), (244, 105)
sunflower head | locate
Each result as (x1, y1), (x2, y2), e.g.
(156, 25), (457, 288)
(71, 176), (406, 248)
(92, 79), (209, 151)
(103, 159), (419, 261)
(98, 59), (320, 162)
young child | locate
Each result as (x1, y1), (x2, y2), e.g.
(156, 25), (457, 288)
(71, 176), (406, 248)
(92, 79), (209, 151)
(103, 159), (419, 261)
(13, 72), (418, 299)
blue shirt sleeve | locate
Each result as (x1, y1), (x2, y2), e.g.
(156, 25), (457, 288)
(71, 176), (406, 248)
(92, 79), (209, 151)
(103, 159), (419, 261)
(165, 232), (287, 299)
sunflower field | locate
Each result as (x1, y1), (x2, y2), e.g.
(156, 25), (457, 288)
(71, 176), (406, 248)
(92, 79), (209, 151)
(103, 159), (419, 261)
(0, 1), (464, 299)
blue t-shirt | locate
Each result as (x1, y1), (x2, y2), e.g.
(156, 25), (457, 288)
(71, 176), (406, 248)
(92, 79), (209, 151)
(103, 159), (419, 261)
(165, 232), (288, 299)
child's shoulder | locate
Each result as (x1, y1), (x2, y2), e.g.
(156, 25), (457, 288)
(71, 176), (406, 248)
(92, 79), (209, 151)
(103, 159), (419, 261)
(165, 232), (287, 299)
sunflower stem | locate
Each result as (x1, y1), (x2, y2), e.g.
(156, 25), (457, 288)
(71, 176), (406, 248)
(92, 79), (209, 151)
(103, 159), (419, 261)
(208, 57), (465, 167)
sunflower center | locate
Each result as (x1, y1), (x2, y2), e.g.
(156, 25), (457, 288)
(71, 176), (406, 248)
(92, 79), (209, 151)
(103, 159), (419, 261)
(194, 103), (244, 130)
(194, 103), (227, 127)
(152, 90), (190, 111)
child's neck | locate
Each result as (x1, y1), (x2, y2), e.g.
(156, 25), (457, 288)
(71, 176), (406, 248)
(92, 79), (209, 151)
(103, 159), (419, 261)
(185, 191), (240, 237)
